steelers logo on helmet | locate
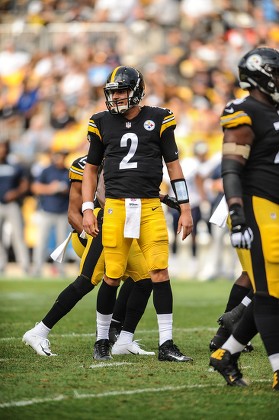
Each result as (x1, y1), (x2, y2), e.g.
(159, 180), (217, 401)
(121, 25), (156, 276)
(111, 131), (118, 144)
(246, 54), (262, 71)
(144, 120), (155, 131)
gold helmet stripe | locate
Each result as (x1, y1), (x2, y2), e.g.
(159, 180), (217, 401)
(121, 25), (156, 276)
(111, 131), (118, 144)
(110, 66), (122, 82)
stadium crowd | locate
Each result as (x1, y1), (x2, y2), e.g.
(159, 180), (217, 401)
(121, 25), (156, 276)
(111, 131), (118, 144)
(0, 0), (278, 276)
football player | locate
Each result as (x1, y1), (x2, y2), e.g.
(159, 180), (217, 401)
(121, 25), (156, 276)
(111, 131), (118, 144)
(82, 66), (193, 362)
(209, 47), (279, 391)
(22, 154), (180, 359)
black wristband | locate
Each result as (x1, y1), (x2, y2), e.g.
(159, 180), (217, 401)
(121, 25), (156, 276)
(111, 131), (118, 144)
(229, 203), (246, 230)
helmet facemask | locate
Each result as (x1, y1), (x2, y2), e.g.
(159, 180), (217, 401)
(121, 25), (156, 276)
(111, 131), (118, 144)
(104, 86), (137, 114)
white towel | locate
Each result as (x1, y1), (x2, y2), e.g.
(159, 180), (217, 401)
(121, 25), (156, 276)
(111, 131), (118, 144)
(124, 198), (141, 238)
(50, 232), (72, 263)
(209, 195), (229, 228)
(79, 230), (87, 239)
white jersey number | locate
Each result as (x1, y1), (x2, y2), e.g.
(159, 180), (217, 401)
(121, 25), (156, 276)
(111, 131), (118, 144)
(119, 133), (138, 170)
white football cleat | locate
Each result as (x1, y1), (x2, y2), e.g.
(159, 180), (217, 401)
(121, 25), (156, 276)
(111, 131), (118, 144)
(22, 329), (57, 356)
(111, 340), (155, 356)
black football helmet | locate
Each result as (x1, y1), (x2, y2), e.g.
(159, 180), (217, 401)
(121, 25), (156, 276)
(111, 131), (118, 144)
(104, 66), (145, 114)
(238, 47), (279, 104)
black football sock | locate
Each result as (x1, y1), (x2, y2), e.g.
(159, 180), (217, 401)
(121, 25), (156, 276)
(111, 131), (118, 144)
(224, 284), (251, 312)
(122, 278), (153, 333)
(233, 299), (258, 345)
(153, 280), (173, 314)
(42, 275), (94, 329)
(254, 294), (279, 356)
(97, 279), (119, 315)
(112, 277), (135, 324)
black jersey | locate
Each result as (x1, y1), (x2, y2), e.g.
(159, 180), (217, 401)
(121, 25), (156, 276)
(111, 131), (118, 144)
(69, 155), (102, 209)
(86, 106), (179, 198)
(69, 155), (87, 183)
(220, 96), (279, 204)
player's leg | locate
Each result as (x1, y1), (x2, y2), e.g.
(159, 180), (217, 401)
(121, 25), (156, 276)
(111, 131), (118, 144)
(247, 196), (279, 390)
(139, 199), (193, 362)
(23, 210), (104, 356)
(94, 199), (131, 359)
(109, 277), (135, 344)
(210, 300), (257, 386)
(111, 277), (154, 355)
(210, 261), (253, 351)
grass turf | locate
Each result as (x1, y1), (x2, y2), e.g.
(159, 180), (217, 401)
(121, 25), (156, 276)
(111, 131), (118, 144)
(0, 276), (278, 419)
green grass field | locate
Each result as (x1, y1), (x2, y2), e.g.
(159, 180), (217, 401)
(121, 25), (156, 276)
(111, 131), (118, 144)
(0, 276), (278, 419)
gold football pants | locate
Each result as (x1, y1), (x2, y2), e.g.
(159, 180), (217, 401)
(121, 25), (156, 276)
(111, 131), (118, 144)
(102, 198), (169, 279)
(75, 208), (150, 285)
(242, 195), (279, 298)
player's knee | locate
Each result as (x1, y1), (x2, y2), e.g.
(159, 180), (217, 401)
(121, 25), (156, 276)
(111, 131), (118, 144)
(235, 271), (251, 288)
(103, 274), (121, 286)
(136, 278), (153, 297)
(105, 265), (124, 281)
(150, 268), (169, 282)
(72, 275), (94, 298)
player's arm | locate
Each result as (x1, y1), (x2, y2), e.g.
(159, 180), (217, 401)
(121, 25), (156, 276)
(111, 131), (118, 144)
(165, 159), (193, 240)
(82, 162), (99, 237)
(221, 125), (255, 249)
(68, 181), (83, 234)
(96, 169), (105, 208)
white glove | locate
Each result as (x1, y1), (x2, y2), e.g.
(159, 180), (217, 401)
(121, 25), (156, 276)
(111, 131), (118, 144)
(230, 226), (254, 249)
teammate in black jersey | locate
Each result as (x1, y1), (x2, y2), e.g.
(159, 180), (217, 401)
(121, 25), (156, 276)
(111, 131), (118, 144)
(82, 66), (193, 362)
(209, 47), (279, 390)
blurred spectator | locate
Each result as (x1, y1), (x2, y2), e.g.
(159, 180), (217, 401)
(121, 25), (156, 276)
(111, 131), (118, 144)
(16, 76), (40, 128)
(31, 150), (71, 277)
(0, 140), (30, 275)
(50, 99), (75, 130)
(11, 113), (54, 167)
(93, 0), (139, 24)
(198, 158), (239, 281)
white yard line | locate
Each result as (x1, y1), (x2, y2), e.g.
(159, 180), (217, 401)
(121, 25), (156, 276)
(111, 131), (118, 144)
(0, 384), (220, 409)
(0, 327), (216, 342)
(0, 379), (271, 409)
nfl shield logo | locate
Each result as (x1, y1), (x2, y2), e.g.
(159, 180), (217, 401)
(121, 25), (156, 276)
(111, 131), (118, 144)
(126, 122), (131, 128)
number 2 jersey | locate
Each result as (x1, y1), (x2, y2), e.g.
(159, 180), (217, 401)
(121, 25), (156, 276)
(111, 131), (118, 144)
(220, 96), (279, 204)
(86, 106), (179, 198)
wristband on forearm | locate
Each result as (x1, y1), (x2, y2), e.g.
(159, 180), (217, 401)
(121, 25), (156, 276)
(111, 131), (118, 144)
(82, 201), (94, 213)
(170, 179), (189, 204)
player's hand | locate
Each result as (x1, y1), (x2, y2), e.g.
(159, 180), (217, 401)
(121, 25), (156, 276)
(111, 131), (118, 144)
(229, 203), (254, 249)
(82, 210), (99, 237)
(161, 194), (181, 213)
(230, 225), (254, 249)
(177, 204), (193, 240)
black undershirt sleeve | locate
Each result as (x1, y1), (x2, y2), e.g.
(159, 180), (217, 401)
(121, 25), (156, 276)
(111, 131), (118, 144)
(87, 135), (104, 166)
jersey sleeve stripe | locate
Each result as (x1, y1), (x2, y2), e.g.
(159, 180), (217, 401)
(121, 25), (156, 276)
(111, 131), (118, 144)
(160, 115), (176, 136)
(220, 111), (252, 128)
(88, 119), (101, 138)
(69, 167), (83, 181)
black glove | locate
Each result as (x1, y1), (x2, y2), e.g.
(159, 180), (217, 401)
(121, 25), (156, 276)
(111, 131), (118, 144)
(229, 203), (254, 249)
(161, 194), (181, 213)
